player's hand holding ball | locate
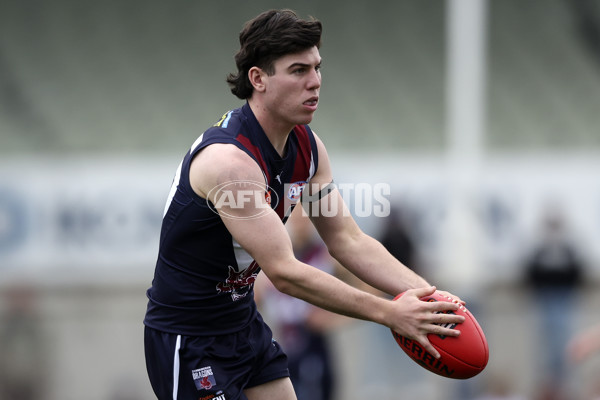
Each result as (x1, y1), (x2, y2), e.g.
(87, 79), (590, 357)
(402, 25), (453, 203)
(387, 286), (464, 358)
(390, 286), (489, 379)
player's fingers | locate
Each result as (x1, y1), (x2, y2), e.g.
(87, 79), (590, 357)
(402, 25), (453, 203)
(437, 291), (466, 306)
(408, 285), (436, 299)
(427, 300), (462, 313)
(429, 312), (465, 326)
(416, 335), (441, 359)
(428, 323), (461, 338)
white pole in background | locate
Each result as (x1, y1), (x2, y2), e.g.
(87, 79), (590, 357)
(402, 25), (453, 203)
(440, 0), (488, 295)
(447, 0), (487, 167)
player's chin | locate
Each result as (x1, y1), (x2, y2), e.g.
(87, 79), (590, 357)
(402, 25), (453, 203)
(297, 110), (316, 125)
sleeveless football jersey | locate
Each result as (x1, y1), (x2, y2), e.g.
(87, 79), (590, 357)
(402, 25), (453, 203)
(144, 103), (319, 336)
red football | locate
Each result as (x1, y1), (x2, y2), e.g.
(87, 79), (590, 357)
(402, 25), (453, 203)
(390, 291), (489, 379)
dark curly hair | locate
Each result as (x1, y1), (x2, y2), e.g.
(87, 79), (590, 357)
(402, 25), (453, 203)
(226, 9), (322, 100)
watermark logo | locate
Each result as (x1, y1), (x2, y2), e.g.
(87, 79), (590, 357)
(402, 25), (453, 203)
(294, 182), (391, 218)
(207, 180), (278, 220)
(206, 180), (390, 219)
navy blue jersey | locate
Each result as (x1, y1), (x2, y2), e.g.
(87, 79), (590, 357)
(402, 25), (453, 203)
(144, 103), (319, 336)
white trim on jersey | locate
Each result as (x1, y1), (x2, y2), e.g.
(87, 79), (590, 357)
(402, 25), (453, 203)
(163, 161), (183, 217)
(172, 334), (182, 400)
(163, 133), (205, 217)
(232, 238), (254, 271)
(190, 133), (205, 154)
(308, 149), (316, 180)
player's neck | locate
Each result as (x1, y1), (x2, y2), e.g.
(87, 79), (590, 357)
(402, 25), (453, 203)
(248, 100), (291, 157)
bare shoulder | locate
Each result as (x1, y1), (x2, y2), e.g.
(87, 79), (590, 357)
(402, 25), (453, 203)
(312, 130), (326, 154)
(189, 143), (263, 200)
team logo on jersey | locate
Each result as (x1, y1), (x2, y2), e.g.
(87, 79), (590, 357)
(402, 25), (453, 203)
(192, 366), (217, 391)
(286, 181), (307, 201)
(216, 262), (261, 301)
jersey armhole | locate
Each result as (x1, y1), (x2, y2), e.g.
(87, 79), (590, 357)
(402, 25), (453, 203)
(188, 140), (269, 202)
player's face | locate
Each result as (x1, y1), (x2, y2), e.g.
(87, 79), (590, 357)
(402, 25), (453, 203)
(264, 47), (321, 127)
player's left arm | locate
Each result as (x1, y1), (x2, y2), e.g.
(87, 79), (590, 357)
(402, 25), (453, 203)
(307, 133), (461, 302)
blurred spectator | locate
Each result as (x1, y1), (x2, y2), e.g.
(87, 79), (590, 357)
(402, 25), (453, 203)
(379, 207), (420, 277)
(254, 208), (348, 400)
(522, 202), (585, 396)
(0, 284), (47, 400)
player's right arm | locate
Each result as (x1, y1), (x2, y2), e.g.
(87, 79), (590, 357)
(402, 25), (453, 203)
(189, 143), (464, 358)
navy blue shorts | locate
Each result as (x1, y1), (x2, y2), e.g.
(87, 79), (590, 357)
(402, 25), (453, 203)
(144, 316), (290, 400)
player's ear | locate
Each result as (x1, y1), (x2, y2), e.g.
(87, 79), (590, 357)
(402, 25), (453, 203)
(248, 66), (266, 93)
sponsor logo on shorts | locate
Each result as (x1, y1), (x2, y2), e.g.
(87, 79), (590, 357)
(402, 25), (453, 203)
(197, 392), (226, 400)
(192, 366), (217, 391)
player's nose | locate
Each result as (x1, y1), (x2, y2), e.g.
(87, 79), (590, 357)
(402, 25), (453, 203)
(307, 68), (321, 90)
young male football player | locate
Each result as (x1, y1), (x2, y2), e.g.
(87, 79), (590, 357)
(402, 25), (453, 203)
(144, 9), (465, 400)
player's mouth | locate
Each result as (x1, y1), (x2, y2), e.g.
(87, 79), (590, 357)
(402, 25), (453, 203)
(303, 96), (319, 111)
